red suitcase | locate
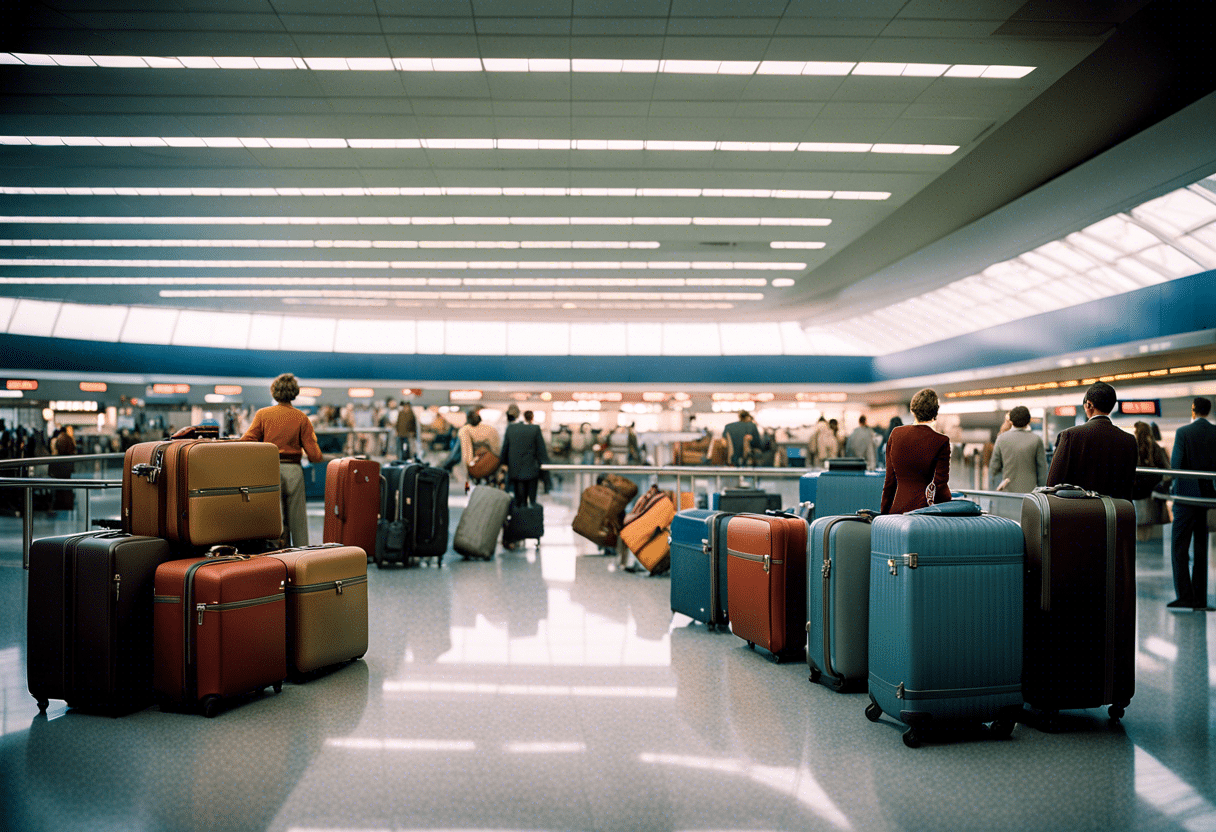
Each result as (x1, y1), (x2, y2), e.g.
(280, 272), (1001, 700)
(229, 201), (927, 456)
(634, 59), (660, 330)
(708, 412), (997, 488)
(322, 457), (380, 560)
(726, 513), (808, 662)
(153, 551), (288, 716)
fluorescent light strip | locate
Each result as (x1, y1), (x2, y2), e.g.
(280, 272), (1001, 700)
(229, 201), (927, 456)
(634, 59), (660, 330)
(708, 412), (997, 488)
(0, 136), (958, 155)
(0, 185), (890, 201)
(159, 290), (764, 302)
(0, 52), (1035, 79)
(0, 276), (770, 288)
(0, 215), (831, 227)
(0, 258), (804, 271)
(0, 239), (662, 250)
(769, 241), (826, 249)
(383, 680), (678, 698)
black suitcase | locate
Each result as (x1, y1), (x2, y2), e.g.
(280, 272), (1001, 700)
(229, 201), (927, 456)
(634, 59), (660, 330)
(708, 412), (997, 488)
(503, 502), (544, 546)
(27, 530), (172, 712)
(376, 462), (450, 566)
(716, 488), (781, 514)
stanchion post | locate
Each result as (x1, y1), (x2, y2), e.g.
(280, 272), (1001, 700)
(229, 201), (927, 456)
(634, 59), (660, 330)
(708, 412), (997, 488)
(23, 487), (33, 570)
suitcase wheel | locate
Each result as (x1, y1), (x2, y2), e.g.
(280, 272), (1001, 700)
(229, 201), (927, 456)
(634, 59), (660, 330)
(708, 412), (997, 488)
(273, 681), (283, 694)
(36, 698), (49, 713)
(1108, 704), (1126, 721)
(706, 622), (716, 633)
(808, 667), (821, 684)
(201, 695), (222, 719)
(771, 651), (783, 665)
(864, 701), (883, 722)
(990, 718), (1016, 740)
(901, 728), (921, 749)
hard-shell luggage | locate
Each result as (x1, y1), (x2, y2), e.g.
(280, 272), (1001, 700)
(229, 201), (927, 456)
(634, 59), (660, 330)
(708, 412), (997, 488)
(264, 543), (368, 676)
(712, 488), (781, 514)
(1021, 485), (1136, 719)
(376, 461), (450, 566)
(865, 501), (1024, 747)
(669, 509), (730, 630)
(799, 467), (884, 520)
(453, 485), (512, 560)
(303, 458), (329, 500)
(726, 513), (808, 661)
(619, 486), (677, 574)
(503, 502), (544, 547)
(323, 457), (380, 560)
(123, 438), (282, 546)
(806, 512), (874, 692)
(153, 551), (288, 716)
(28, 531), (172, 712)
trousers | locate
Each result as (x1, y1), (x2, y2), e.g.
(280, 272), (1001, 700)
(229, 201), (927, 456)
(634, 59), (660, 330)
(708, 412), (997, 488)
(279, 462), (308, 548)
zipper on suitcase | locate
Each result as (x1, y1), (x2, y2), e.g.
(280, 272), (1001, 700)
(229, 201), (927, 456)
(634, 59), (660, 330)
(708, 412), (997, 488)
(727, 547), (779, 573)
(196, 589), (286, 625)
(286, 573), (367, 597)
(189, 484), (279, 501)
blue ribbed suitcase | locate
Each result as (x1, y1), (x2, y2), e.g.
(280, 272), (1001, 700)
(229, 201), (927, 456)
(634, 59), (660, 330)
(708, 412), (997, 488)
(806, 512), (874, 692)
(865, 502), (1024, 747)
(669, 510), (730, 630)
(799, 470), (884, 520)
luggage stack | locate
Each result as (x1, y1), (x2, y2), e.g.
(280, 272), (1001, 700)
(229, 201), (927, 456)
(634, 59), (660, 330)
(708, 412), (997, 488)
(29, 438), (370, 719)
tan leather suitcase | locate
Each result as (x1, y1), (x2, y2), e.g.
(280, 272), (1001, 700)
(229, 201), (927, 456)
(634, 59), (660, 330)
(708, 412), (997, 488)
(572, 483), (629, 548)
(264, 544), (368, 676)
(124, 439), (282, 546)
(619, 487), (677, 574)
(726, 513), (808, 662)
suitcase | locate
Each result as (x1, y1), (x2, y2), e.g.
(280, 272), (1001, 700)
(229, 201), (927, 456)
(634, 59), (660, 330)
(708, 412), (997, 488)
(503, 502), (544, 546)
(264, 543), (368, 676)
(806, 512), (874, 692)
(726, 512), (808, 661)
(323, 457), (380, 560)
(669, 509), (730, 630)
(376, 461), (450, 566)
(153, 551), (288, 716)
(619, 487), (677, 574)
(712, 488), (782, 514)
(572, 483), (630, 548)
(453, 485), (512, 560)
(303, 458), (329, 500)
(1021, 485), (1136, 719)
(27, 530), (172, 712)
(123, 438), (282, 546)
(798, 468), (884, 520)
(865, 501), (1024, 747)
(600, 472), (639, 504)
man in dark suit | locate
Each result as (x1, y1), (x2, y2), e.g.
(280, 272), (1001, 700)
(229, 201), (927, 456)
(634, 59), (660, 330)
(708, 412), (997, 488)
(1169, 397), (1216, 611)
(1046, 381), (1137, 500)
(500, 405), (549, 509)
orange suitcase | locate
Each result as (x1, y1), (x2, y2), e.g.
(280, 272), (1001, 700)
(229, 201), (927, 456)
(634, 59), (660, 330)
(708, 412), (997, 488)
(124, 438), (282, 547)
(726, 513), (808, 662)
(153, 551), (288, 716)
(619, 486), (678, 574)
(322, 457), (380, 559)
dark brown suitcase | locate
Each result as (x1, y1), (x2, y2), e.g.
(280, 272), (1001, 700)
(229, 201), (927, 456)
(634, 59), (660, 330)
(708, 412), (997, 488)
(726, 513), (808, 662)
(27, 530), (172, 712)
(322, 457), (380, 559)
(571, 483), (628, 547)
(1022, 485), (1136, 719)
(153, 551), (288, 716)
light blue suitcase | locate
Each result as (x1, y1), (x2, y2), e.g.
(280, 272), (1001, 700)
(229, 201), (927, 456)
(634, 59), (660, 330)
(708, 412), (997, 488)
(865, 501), (1024, 747)
(806, 512), (874, 692)
(669, 509), (730, 631)
(799, 468), (884, 520)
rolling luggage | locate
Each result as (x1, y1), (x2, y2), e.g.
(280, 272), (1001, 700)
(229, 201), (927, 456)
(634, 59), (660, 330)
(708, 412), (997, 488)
(323, 457), (380, 560)
(303, 458), (329, 500)
(453, 485), (512, 560)
(264, 543), (368, 676)
(27, 530), (172, 713)
(669, 509), (730, 630)
(806, 512), (874, 692)
(154, 551), (288, 717)
(376, 461), (450, 566)
(711, 488), (782, 514)
(865, 501), (1024, 747)
(726, 512), (808, 661)
(571, 477), (635, 548)
(123, 438), (282, 546)
(619, 486), (678, 574)
(503, 502), (544, 547)
(799, 465), (884, 520)
(1021, 485), (1136, 719)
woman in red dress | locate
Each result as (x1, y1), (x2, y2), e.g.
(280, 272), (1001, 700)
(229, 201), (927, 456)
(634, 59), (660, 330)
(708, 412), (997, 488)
(880, 388), (951, 514)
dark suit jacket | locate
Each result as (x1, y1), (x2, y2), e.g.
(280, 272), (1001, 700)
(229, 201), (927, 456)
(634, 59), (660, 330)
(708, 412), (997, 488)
(1046, 414), (1138, 500)
(881, 424), (951, 514)
(1171, 417), (1216, 499)
(500, 422), (549, 481)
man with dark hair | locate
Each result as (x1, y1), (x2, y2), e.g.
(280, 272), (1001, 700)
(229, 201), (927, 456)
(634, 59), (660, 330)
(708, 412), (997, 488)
(989, 405), (1047, 493)
(1168, 397), (1216, 611)
(844, 414), (877, 470)
(1046, 382), (1137, 500)
(723, 410), (762, 467)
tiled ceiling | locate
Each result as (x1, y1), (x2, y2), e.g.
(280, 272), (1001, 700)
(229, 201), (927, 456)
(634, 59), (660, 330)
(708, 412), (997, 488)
(1, 0), (1211, 329)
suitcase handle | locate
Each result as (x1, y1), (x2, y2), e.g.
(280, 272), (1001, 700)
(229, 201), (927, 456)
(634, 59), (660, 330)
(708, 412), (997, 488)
(1034, 483), (1100, 499)
(206, 544), (239, 558)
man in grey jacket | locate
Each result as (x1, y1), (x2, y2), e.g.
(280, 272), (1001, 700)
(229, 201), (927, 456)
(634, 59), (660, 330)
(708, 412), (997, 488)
(990, 405), (1047, 493)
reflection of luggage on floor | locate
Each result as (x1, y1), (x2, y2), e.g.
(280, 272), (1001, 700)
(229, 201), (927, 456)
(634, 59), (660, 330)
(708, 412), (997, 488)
(866, 501), (1023, 747)
(28, 530), (172, 712)
(123, 438), (282, 546)
(376, 461), (450, 566)
(1021, 485), (1135, 719)
(453, 485), (512, 560)
(619, 485), (677, 574)
(154, 552), (288, 717)
(323, 457), (380, 560)
(571, 475), (636, 548)
(503, 502), (544, 547)
(726, 512), (808, 662)
(264, 543), (368, 677)
(806, 512), (873, 692)
(669, 509), (730, 630)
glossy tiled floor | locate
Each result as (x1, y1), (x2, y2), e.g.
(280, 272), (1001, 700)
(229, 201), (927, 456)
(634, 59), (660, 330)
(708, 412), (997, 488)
(0, 478), (1213, 832)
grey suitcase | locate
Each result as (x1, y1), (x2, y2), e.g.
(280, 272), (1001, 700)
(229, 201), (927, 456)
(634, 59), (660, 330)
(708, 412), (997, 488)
(453, 485), (512, 561)
(806, 512), (874, 692)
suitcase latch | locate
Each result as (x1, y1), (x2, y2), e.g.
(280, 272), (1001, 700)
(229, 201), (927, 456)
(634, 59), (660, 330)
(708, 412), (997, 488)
(888, 553), (918, 575)
(896, 682), (905, 699)
(132, 463), (160, 483)
(197, 603), (207, 626)
(701, 538), (710, 556)
(822, 560), (831, 579)
(763, 553), (771, 574)
(334, 580), (344, 595)
(239, 487), (251, 502)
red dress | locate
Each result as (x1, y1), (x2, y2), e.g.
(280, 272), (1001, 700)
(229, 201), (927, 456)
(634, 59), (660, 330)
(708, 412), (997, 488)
(880, 424), (951, 514)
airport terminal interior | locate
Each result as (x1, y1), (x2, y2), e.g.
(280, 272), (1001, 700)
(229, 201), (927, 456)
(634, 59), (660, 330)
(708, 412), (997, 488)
(2, 1), (1216, 831)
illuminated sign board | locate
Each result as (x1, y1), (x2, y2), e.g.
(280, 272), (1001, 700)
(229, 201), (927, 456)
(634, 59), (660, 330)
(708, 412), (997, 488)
(214, 384), (243, 396)
(1054, 405), (1077, 417)
(150, 383), (190, 395)
(1119, 400), (1160, 416)
(347, 387), (375, 399)
(298, 387), (323, 398)
(79, 381), (107, 393)
(6, 379), (37, 391)
(450, 390), (483, 402)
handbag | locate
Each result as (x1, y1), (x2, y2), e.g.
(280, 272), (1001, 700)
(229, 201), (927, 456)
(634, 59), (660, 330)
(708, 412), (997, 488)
(467, 439), (500, 480)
